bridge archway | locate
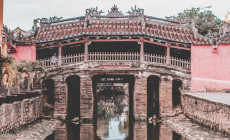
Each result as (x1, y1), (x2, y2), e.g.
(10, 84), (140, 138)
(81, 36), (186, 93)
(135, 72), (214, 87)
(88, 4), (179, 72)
(66, 75), (80, 120)
(42, 79), (55, 105)
(147, 75), (160, 118)
(92, 75), (135, 120)
(172, 79), (182, 108)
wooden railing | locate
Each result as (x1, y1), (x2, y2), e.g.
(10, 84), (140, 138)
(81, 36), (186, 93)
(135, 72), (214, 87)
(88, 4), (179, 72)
(170, 56), (191, 69)
(40, 52), (191, 69)
(89, 52), (140, 61)
(40, 57), (58, 67)
(62, 53), (84, 64)
(144, 53), (166, 65)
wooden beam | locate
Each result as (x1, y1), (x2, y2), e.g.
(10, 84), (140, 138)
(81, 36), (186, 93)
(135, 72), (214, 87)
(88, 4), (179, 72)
(144, 40), (168, 47)
(144, 40), (191, 50)
(37, 40), (85, 50)
(60, 40), (85, 47)
(168, 45), (190, 50)
(87, 39), (141, 42)
(36, 39), (190, 51)
(36, 44), (59, 50)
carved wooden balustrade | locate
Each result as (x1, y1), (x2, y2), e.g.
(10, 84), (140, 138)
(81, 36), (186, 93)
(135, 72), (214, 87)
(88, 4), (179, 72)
(39, 52), (190, 69)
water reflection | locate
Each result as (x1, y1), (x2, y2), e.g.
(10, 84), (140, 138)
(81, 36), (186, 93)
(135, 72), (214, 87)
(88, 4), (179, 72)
(96, 92), (129, 140)
(45, 91), (186, 140)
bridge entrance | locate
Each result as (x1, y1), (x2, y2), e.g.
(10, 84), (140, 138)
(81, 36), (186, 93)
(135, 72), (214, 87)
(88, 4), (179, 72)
(147, 76), (160, 118)
(66, 75), (80, 120)
(172, 80), (182, 108)
(42, 79), (55, 105)
(92, 75), (135, 121)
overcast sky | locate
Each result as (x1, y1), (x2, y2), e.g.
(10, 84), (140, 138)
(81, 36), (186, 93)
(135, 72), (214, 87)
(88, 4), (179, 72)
(3, 0), (230, 31)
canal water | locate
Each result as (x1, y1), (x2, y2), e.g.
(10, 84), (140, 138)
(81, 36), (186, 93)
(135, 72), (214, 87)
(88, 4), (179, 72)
(45, 91), (186, 140)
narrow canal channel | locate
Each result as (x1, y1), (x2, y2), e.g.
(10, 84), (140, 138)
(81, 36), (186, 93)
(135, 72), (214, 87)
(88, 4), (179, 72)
(45, 90), (186, 140)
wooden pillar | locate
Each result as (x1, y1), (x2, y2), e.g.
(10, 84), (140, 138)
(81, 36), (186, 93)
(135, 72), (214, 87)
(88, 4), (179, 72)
(140, 37), (145, 68)
(166, 46), (170, 65)
(84, 37), (89, 63)
(58, 45), (62, 66)
(140, 37), (144, 62)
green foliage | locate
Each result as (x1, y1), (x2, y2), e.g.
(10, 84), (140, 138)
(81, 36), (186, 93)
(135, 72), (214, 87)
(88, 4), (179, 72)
(171, 7), (223, 35)
(18, 60), (46, 91)
(0, 56), (46, 93)
(0, 55), (15, 89)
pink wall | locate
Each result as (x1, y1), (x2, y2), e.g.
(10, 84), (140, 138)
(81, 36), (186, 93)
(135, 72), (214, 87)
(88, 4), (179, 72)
(10, 44), (36, 62)
(191, 44), (230, 91)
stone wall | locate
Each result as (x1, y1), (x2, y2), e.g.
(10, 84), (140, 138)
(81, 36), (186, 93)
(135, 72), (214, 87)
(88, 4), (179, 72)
(183, 94), (230, 134)
(159, 76), (173, 116)
(54, 81), (67, 119)
(80, 75), (94, 121)
(47, 64), (190, 121)
(0, 95), (43, 133)
(191, 44), (230, 91)
(133, 76), (147, 121)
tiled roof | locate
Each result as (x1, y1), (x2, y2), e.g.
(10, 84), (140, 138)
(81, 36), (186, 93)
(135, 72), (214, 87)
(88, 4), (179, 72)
(34, 17), (210, 44)
(33, 6), (211, 44)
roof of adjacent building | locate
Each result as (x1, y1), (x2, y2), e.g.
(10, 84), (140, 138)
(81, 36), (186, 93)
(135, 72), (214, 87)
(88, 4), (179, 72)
(33, 5), (212, 45)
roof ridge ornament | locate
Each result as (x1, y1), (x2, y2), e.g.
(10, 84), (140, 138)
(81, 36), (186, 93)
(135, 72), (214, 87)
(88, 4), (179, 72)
(85, 7), (104, 18)
(107, 5), (123, 17)
(33, 16), (63, 29)
(127, 5), (144, 17)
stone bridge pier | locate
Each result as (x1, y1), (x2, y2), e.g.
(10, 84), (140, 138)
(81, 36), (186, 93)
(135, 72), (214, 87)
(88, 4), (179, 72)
(51, 70), (184, 121)
(54, 81), (67, 119)
(53, 74), (94, 120)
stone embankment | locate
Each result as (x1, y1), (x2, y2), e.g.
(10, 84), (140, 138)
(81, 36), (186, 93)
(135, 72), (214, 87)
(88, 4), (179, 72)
(0, 119), (60, 140)
(182, 92), (230, 134)
(0, 92), (43, 133)
(164, 115), (230, 140)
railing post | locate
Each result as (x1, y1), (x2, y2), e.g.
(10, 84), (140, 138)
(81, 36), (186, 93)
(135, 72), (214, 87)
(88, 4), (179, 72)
(58, 44), (62, 66)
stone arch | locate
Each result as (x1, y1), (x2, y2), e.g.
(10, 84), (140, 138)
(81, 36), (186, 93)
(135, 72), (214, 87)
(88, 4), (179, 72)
(147, 75), (160, 118)
(172, 79), (183, 108)
(91, 74), (135, 120)
(66, 75), (80, 120)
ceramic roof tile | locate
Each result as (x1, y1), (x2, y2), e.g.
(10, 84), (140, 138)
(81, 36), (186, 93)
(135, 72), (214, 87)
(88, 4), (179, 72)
(34, 17), (211, 44)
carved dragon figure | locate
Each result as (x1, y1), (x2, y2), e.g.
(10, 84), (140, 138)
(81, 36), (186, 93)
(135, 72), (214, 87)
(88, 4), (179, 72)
(127, 5), (144, 17)
(33, 16), (63, 29)
(85, 7), (103, 18)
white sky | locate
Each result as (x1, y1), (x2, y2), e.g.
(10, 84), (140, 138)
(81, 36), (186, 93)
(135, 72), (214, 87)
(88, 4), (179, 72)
(3, 0), (230, 31)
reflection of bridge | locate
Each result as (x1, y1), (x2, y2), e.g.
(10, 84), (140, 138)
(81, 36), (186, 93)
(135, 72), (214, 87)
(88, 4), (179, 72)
(49, 121), (183, 140)
(36, 5), (197, 121)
